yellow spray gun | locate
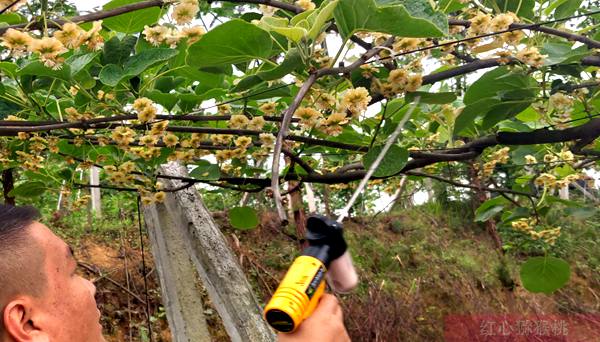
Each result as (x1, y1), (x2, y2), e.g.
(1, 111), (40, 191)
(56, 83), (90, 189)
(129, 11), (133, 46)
(264, 98), (421, 334)
(263, 215), (356, 333)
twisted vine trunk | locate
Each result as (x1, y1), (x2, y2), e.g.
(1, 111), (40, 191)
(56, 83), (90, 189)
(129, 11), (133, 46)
(2, 168), (15, 205)
(289, 181), (308, 249)
(468, 164), (503, 252)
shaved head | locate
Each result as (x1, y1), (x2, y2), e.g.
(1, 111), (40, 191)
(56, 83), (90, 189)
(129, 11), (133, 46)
(0, 204), (45, 334)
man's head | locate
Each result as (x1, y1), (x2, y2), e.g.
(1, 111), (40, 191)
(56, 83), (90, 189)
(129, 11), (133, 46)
(0, 204), (104, 342)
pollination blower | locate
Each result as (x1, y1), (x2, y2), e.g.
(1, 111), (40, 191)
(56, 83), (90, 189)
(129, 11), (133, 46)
(263, 214), (357, 333)
(264, 98), (421, 334)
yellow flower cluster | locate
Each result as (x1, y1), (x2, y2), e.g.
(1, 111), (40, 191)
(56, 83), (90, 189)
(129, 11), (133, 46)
(104, 162), (138, 185)
(65, 107), (94, 122)
(392, 38), (421, 53)
(173, 0), (200, 25)
(490, 12), (518, 31)
(340, 87), (371, 118)
(143, 24), (205, 47)
(511, 218), (561, 245)
(111, 126), (137, 147)
(0, 0), (25, 12)
(524, 154), (537, 164)
(259, 102), (277, 114)
(386, 69), (423, 94)
(228, 115), (266, 130)
(141, 191), (167, 205)
(133, 97), (158, 123)
(259, 133), (276, 147)
(16, 151), (44, 172)
(71, 195), (91, 211)
(295, 0), (316, 11)
(549, 92), (573, 113)
(54, 21), (104, 51)
(211, 134), (233, 145)
(516, 47), (545, 68)
(534, 173), (556, 188)
(479, 147), (510, 178)
(294, 107), (323, 127)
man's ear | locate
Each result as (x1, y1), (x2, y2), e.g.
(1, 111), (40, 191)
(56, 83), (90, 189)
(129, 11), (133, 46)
(3, 298), (48, 342)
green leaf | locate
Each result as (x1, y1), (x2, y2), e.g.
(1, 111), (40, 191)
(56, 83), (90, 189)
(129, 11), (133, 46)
(257, 16), (307, 43)
(232, 49), (304, 92)
(102, 0), (162, 33)
(555, 0), (582, 18)
(464, 67), (534, 105)
(0, 99), (21, 119)
(187, 20), (273, 68)
(146, 90), (178, 111)
(65, 52), (98, 76)
(333, 0), (448, 40)
(520, 256), (570, 294)
(564, 206), (596, 220)
(458, 67), (538, 132)
(124, 48), (179, 75)
(0, 62), (17, 78)
(362, 145), (408, 177)
(229, 206), (260, 230)
(189, 160), (221, 181)
(17, 61), (71, 81)
(98, 64), (126, 87)
(405, 91), (456, 104)
(542, 42), (589, 65)
(307, 0), (339, 40)
(8, 181), (46, 198)
(102, 36), (137, 65)
(454, 98), (500, 135)
(0, 13), (26, 25)
(474, 196), (507, 222)
(98, 49), (178, 86)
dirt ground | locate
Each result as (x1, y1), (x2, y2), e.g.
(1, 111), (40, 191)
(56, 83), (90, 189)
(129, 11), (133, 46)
(70, 210), (600, 341)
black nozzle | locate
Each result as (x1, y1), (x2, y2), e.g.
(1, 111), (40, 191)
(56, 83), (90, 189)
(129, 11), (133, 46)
(302, 215), (347, 267)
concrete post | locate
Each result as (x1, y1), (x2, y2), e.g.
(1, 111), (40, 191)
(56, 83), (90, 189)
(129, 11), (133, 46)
(143, 162), (276, 342)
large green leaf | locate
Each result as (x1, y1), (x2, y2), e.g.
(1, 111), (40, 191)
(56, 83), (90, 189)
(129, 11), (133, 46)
(474, 196), (508, 222)
(405, 91), (456, 104)
(17, 61), (71, 81)
(456, 67), (538, 134)
(102, 0), (162, 33)
(229, 206), (260, 230)
(187, 20), (273, 68)
(8, 181), (46, 198)
(98, 48), (178, 86)
(0, 13), (26, 25)
(542, 42), (589, 65)
(65, 52), (99, 76)
(333, 0), (448, 40)
(520, 256), (570, 294)
(102, 36), (137, 65)
(454, 98), (499, 135)
(233, 49), (304, 92)
(189, 160), (221, 181)
(98, 64), (126, 87)
(125, 48), (179, 75)
(362, 145), (408, 177)
(0, 99), (21, 119)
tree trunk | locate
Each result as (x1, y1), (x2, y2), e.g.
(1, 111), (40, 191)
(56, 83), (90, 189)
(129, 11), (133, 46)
(469, 164), (503, 252)
(289, 181), (308, 248)
(2, 168), (15, 205)
(390, 176), (408, 211)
